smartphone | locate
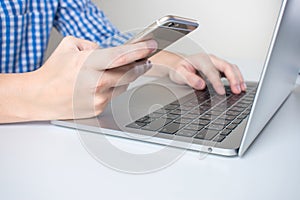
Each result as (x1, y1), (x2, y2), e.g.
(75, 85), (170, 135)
(126, 15), (199, 57)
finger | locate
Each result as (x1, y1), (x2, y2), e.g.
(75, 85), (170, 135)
(73, 38), (99, 51)
(203, 67), (226, 95)
(169, 65), (206, 90)
(209, 55), (245, 94)
(210, 55), (241, 94)
(84, 40), (157, 70)
(97, 59), (152, 89)
(56, 36), (99, 54)
(232, 64), (247, 91)
(183, 55), (226, 95)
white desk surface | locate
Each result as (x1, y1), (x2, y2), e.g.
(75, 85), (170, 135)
(1, 77), (300, 200)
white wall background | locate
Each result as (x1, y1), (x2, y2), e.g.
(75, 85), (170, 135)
(46, 0), (283, 80)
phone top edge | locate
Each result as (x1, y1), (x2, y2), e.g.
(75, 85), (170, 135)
(157, 15), (199, 27)
(158, 26), (197, 33)
(126, 15), (199, 44)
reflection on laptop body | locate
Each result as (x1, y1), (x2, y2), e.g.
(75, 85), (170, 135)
(52, 0), (300, 156)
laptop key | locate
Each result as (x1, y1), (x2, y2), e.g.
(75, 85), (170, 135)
(226, 110), (240, 116)
(174, 118), (193, 124)
(226, 123), (238, 130)
(199, 114), (212, 120)
(159, 122), (183, 134)
(230, 106), (245, 112)
(169, 100), (180, 106)
(219, 129), (232, 136)
(135, 116), (150, 123)
(153, 108), (170, 114)
(142, 118), (154, 123)
(184, 124), (205, 131)
(232, 118), (243, 124)
(235, 103), (249, 108)
(126, 122), (147, 129)
(194, 129), (219, 140)
(183, 113), (200, 118)
(169, 109), (184, 115)
(164, 104), (179, 110)
(206, 124), (225, 131)
(148, 112), (164, 118)
(194, 119), (210, 126)
(212, 119), (231, 126)
(189, 108), (206, 115)
(141, 118), (172, 131)
(162, 113), (180, 120)
(237, 114), (248, 119)
(213, 135), (226, 142)
(218, 114), (235, 121)
(180, 106), (195, 111)
(176, 129), (198, 137)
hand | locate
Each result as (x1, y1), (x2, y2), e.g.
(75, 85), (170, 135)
(28, 36), (157, 120)
(168, 53), (246, 95)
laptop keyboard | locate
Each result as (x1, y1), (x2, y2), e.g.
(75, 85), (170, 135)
(126, 85), (257, 143)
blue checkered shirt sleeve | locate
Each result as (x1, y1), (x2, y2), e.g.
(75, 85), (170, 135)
(54, 0), (132, 48)
(0, 0), (132, 73)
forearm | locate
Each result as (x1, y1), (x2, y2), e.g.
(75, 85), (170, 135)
(147, 50), (183, 77)
(0, 72), (43, 123)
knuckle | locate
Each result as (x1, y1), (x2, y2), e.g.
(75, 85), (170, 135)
(62, 36), (75, 42)
(207, 68), (220, 79)
(208, 54), (216, 59)
(97, 76), (111, 89)
(94, 105), (104, 116)
(94, 96), (110, 114)
(176, 65), (186, 74)
(91, 42), (99, 49)
(181, 58), (194, 68)
(223, 67), (235, 77)
(230, 76), (240, 85)
(233, 64), (238, 68)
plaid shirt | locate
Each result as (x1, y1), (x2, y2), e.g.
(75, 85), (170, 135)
(0, 0), (131, 73)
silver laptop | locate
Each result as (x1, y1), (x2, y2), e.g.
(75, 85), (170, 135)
(52, 0), (300, 157)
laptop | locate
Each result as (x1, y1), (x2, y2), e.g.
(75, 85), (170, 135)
(52, 0), (300, 157)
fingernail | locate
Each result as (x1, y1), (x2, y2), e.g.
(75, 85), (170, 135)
(196, 80), (203, 89)
(242, 83), (247, 91)
(236, 85), (241, 93)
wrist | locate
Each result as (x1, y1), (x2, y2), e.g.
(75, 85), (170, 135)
(13, 68), (59, 122)
(17, 70), (51, 121)
(0, 71), (46, 123)
(23, 67), (66, 121)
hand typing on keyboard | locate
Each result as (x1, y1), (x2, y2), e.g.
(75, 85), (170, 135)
(148, 52), (247, 95)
